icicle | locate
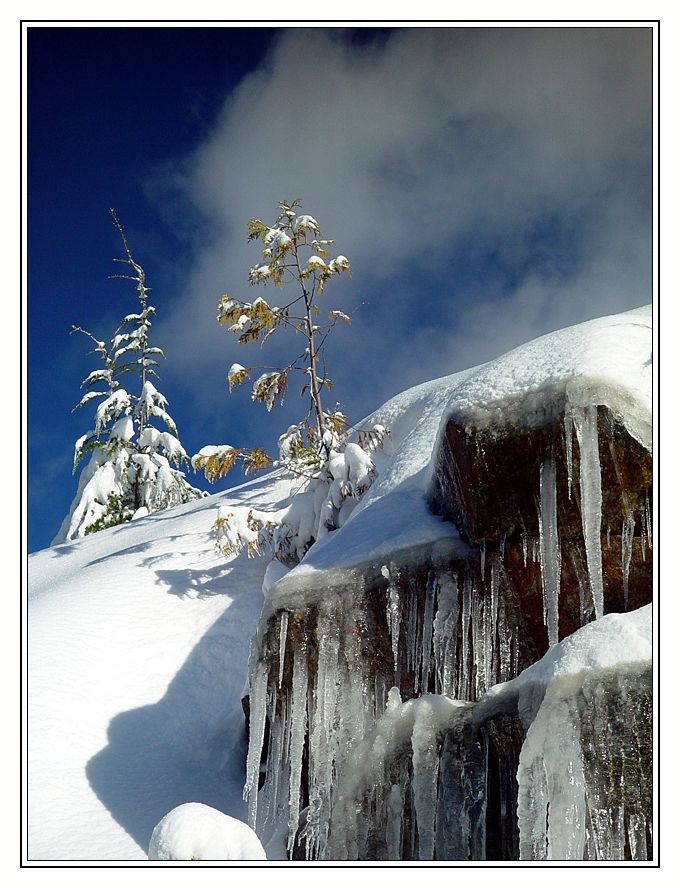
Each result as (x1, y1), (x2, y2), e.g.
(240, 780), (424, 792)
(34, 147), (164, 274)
(385, 785), (403, 860)
(468, 730), (488, 859)
(518, 733), (550, 858)
(606, 525), (611, 548)
(627, 813), (648, 861)
(522, 532), (528, 567)
(490, 557), (499, 639)
(471, 586), (483, 698)
(411, 701), (440, 860)
(538, 455), (561, 646)
(420, 573), (436, 693)
(244, 658), (269, 828)
(406, 582), (419, 677)
(544, 706), (587, 859)
(278, 611), (289, 688)
(564, 408), (574, 500)
(383, 566), (401, 676)
(517, 694), (586, 860)
(461, 575), (472, 700)
(480, 539), (486, 580)
(433, 573), (459, 696)
(569, 545), (593, 626)
(482, 596), (492, 693)
(287, 645), (309, 854)
(573, 406), (604, 620)
(488, 558), (500, 685)
(497, 594), (512, 682)
(645, 492), (652, 551)
(500, 533), (506, 560)
(621, 511), (635, 610)
(306, 603), (341, 860)
(260, 694), (286, 836)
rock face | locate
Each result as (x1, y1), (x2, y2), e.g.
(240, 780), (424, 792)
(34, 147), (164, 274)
(243, 393), (652, 861)
(430, 404), (653, 652)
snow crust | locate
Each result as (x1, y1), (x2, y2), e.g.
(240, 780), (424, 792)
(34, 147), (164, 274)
(148, 803), (266, 860)
(270, 305), (652, 602)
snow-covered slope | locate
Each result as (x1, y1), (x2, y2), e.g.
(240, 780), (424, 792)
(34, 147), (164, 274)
(270, 304), (652, 604)
(28, 473), (291, 860)
(27, 304), (652, 861)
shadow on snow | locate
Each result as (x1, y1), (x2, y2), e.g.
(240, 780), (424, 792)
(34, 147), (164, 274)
(85, 549), (267, 856)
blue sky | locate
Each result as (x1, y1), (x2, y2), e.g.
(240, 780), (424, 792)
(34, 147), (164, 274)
(27, 25), (652, 553)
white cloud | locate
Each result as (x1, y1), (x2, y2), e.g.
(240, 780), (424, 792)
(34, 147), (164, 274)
(152, 26), (652, 419)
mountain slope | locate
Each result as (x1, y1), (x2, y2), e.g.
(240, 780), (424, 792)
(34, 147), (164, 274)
(28, 474), (290, 860)
(27, 304), (652, 861)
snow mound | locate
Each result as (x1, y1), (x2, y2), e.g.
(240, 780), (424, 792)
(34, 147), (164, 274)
(148, 803), (266, 860)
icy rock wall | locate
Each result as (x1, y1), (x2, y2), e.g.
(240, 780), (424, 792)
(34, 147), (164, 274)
(245, 558), (527, 859)
(321, 691), (524, 861)
(430, 402), (652, 648)
(245, 401), (652, 860)
(517, 666), (652, 861)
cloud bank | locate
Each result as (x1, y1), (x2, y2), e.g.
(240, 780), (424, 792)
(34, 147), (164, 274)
(154, 26), (652, 425)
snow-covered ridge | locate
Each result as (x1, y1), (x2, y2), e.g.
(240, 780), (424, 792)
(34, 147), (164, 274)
(270, 305), (652, 601)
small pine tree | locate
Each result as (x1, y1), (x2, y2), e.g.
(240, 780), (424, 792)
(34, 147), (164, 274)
(193, 200), (388, 564)
(52, 211), (203, 544)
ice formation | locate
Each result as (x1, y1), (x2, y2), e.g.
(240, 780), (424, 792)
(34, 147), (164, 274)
(538, 455), (561, 647)
(621, 511), (636, 610)
(245, 560), (526, 859)
(242, 308), (652, 861)
(572, 405), (604, 620)
(518, 667), (653, 861)
(244, 413), (651, 859)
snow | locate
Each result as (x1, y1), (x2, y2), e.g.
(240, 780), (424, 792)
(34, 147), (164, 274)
(304, 255), (327, 272)
(269, 305), (652, 604)
(111, 414), (134, 441)
(293, 214), (320, 235)
(329, 255), (351, 274)
(28, 304), (652, 860)
(28, 472), (291, 860)
(148, 803), (266, 860)
(94, 388), (131, 433)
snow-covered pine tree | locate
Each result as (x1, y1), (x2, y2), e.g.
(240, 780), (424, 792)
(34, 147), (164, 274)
(52, 211), (203, 545)
(193, 200), (388, 564)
